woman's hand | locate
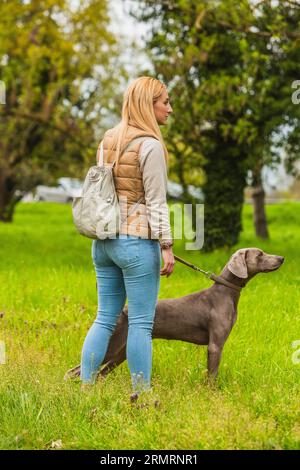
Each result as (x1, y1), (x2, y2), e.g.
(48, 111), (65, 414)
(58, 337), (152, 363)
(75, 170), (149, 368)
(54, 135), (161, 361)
(160, 246), (175, 277)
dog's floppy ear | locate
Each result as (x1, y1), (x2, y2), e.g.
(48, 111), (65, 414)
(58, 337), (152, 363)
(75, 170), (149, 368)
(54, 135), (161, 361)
(227, 249), (248, 278)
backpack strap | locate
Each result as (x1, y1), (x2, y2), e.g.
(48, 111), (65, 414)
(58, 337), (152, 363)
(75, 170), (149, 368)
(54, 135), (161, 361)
(96, 141), (104, 166)
(96, 136), (150, 167)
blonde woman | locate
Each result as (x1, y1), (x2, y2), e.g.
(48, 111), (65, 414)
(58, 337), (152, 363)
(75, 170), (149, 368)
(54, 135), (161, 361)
(80, 76), (174, 402)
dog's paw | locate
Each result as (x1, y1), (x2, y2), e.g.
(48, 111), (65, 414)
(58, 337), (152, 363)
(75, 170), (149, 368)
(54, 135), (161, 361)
(130, 391), (160, 409)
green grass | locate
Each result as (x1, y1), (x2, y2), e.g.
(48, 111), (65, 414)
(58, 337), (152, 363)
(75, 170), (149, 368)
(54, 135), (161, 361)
(0, 201), (299, 450)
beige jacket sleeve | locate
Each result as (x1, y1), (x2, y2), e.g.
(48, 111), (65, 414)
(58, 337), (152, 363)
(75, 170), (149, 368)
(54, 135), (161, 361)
(139, 138), (173, 242)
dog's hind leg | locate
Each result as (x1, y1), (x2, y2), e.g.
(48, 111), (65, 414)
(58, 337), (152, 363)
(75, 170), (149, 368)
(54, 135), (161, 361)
(98, 345), (127, 378)
(64, 345), (127, 382)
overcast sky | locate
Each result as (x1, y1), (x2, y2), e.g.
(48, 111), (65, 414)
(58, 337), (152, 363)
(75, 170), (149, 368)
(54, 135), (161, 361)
(108, 0), (153, 78)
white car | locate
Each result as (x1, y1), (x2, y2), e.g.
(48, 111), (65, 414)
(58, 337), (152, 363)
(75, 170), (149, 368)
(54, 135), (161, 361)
(167, 180), (203, 201)
(35, 177), (83, 203)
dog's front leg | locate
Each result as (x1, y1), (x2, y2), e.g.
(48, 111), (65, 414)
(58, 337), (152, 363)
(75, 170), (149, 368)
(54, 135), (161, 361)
(207, 342), (223, 378)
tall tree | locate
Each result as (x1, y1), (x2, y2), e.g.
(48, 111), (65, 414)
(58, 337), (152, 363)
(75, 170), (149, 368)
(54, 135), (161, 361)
(233, 0), (300, 238)
(131, 0), (253, 250)
(0, 0), (124, 222)
(130, 0), (300, 249)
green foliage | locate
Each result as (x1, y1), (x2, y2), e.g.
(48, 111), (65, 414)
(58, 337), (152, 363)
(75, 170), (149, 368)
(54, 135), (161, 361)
(0, 0), (126, 221)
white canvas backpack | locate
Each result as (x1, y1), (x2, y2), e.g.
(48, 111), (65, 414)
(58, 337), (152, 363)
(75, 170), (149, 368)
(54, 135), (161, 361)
(72, 138), (144, 239)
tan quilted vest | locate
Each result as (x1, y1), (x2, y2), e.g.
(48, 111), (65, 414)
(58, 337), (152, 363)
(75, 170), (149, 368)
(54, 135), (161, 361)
(101, 125), (160, 239)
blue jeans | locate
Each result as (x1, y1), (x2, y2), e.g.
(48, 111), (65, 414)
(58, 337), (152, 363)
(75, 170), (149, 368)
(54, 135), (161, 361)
(80, 234), (161, 392)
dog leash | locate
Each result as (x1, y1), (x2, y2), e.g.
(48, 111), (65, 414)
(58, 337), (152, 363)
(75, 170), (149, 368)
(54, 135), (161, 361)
(173, 254), (243, 292)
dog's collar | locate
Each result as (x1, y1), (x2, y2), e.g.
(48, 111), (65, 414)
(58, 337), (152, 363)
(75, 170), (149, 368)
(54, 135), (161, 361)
(209, 273), (244, 292)
(172, 254), (245, 291)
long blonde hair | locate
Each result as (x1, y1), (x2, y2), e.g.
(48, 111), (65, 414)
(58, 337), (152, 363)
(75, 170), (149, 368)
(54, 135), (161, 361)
(110, 76), (169, 170)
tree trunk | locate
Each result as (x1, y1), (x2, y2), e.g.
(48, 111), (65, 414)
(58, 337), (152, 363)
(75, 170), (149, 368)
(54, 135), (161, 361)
(251, 184), (269, 239)
(0, 171), (18, 222)
(201, 137), (247, 252)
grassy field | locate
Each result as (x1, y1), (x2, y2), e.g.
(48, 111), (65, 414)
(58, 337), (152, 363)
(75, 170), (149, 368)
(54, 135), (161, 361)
(0, 201), (299, 450)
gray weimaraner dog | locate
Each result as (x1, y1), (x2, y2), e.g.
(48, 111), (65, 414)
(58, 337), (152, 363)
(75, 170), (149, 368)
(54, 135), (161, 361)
(65, 247), (284, 381)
